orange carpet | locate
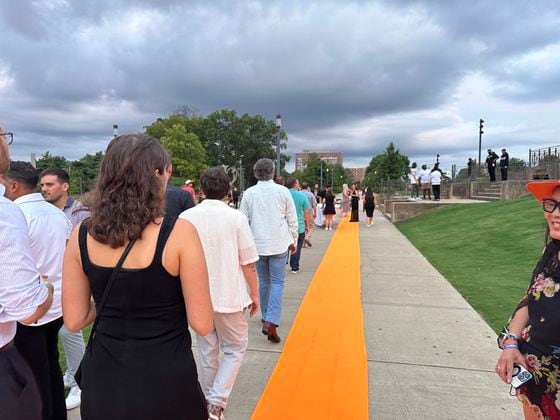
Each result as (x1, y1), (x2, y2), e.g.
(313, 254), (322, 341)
(251, 218), (368, 419)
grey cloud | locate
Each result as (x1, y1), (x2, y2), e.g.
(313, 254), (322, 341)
(2, 0), (560, 168)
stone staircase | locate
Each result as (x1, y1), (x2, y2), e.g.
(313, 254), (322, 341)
(472, 183), (501, 201)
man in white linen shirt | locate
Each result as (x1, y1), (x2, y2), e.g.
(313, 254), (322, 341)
(1, 161), (72, 420)
(0, 127), (54, 420)
(240, 158), (298, 344)
(180, 167), (259, 420)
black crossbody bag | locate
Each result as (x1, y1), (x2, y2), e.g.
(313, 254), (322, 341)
(74, 238), (137, 387)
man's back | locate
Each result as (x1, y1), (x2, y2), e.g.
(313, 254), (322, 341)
(240, 180), (298, 256)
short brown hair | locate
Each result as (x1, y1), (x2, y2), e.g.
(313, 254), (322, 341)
(200, 167), (231, 200)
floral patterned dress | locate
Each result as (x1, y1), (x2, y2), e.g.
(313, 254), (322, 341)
(506, 240), (560, 419)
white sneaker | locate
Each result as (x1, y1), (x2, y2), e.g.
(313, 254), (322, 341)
(66, 386), (81, 410)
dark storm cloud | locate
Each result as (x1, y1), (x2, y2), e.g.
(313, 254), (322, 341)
(1, 0), (560, 167)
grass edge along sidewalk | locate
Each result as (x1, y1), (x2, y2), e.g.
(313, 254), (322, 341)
(395, 194), (544, 332)
(251, 219), (368, 419)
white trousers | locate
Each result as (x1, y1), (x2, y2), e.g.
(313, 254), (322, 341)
(196, 311), (248, 409)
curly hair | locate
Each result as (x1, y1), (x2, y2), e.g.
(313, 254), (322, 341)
(87, 134), (170, 248)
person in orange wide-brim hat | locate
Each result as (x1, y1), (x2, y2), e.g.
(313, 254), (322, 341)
(525, 180), (560, 203)
(495, 179), (560, 420)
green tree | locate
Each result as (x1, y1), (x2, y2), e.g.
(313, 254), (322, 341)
(363, 142), (410, 190)
(36, 151), (68, 173)
(161, 124), (207, 185)
(70, 152), (104, 194)
(145, 109), (290, 188)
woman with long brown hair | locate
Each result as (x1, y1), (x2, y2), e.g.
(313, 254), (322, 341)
(62, 134), (213, 419)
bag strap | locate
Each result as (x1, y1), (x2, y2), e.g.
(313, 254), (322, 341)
(88, 238), (137, 342)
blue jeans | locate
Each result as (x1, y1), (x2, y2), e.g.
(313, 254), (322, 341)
(256, 250), (289, 326)
(289, 232), (305, 271)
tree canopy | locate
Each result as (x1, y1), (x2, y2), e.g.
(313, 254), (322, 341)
(160, 124), (207, 185)
(363, 142), (410, 190)
(145, 109), (289, 187)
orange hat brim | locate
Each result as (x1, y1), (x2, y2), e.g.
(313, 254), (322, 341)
(526, 180), (560, 202)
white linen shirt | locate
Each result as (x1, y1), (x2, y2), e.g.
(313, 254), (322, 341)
(429, 171), (442, 186)
(14, 193), (72, 325)
(240, 180), (298, 256)
(0, 185), (49, 346)
(180, 200), (259, 313)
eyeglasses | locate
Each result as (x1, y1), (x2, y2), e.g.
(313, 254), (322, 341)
(1, 132), (14, 145)
(543, 198), (560, 213)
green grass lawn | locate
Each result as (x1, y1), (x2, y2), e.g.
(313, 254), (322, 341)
(395, 194), (545, 332)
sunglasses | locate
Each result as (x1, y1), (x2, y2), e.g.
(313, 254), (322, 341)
(543, 198), (560, 213)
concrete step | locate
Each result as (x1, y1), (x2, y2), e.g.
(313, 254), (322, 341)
(472, 195), (501, 201)
(481, 186), (501, 192)
(477, 192), (501, 198)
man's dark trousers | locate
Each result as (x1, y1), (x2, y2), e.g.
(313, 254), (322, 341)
(289, 232), (305, 272)
(501, 167), (508, 181)
(488, 165), (496, 181)
(0, 344), (43, 420)
(14, 316), (67, 420)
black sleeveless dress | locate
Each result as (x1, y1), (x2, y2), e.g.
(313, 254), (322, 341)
(78, 218), (207, 420)
(323, 194), (336, 215)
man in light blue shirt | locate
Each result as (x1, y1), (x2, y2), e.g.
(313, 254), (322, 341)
(286, 178), (311, 274)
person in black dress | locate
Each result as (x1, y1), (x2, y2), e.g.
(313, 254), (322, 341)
(349, 184), (360, 222)
(322, 187), (336, 230)
(362, 185), (375, 226)
(496, 181), (560, 419)
(62, 134), (213, 420)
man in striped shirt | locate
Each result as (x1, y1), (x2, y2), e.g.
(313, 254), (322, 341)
(0, 126), (54, 419)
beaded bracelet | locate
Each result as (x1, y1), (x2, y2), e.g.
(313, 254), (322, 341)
(503, 343), (518, 350)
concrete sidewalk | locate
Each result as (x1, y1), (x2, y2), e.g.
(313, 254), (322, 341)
(362, 211), (522, 419)
(69, 209), (523, 419)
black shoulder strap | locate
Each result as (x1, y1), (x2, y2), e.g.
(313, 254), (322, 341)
(88, 238), (137, 342)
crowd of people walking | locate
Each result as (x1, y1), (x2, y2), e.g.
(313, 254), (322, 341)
(0, 124), (379, 420)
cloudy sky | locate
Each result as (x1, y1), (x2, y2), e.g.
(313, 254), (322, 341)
(2, 0), (560, 172)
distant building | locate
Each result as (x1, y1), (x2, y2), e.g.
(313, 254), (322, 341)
(349, 167), (366, 183)
(295, 150), (343, 172)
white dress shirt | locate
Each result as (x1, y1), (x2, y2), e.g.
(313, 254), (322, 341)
(180, 200), (259, 313)
(239, 180), (298, 256)
(0, 185), (49, 346)
(14, 193), (72, 325)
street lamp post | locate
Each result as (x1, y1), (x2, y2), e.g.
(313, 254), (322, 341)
(320, 159), (324, 190)
(276, 114), (282, 178)
(478, 119), (484, 176)
(239, 155), (244, 194)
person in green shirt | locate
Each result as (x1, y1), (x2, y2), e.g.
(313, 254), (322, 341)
(286, 178), (311, 274)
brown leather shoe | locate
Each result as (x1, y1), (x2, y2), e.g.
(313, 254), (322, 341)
(261, 321), (270, 336)
(266, 324), (281, 343)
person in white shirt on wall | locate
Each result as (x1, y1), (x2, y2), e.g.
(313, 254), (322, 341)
(180, 167), (259, 420)
(0, 126), (55, 420)
(0, 161), (72, 420)
(419, 164), (432, 200)
(240, 158), (298, 344)
(429, 164), (443, 201)
(40, 167), (89, 410)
